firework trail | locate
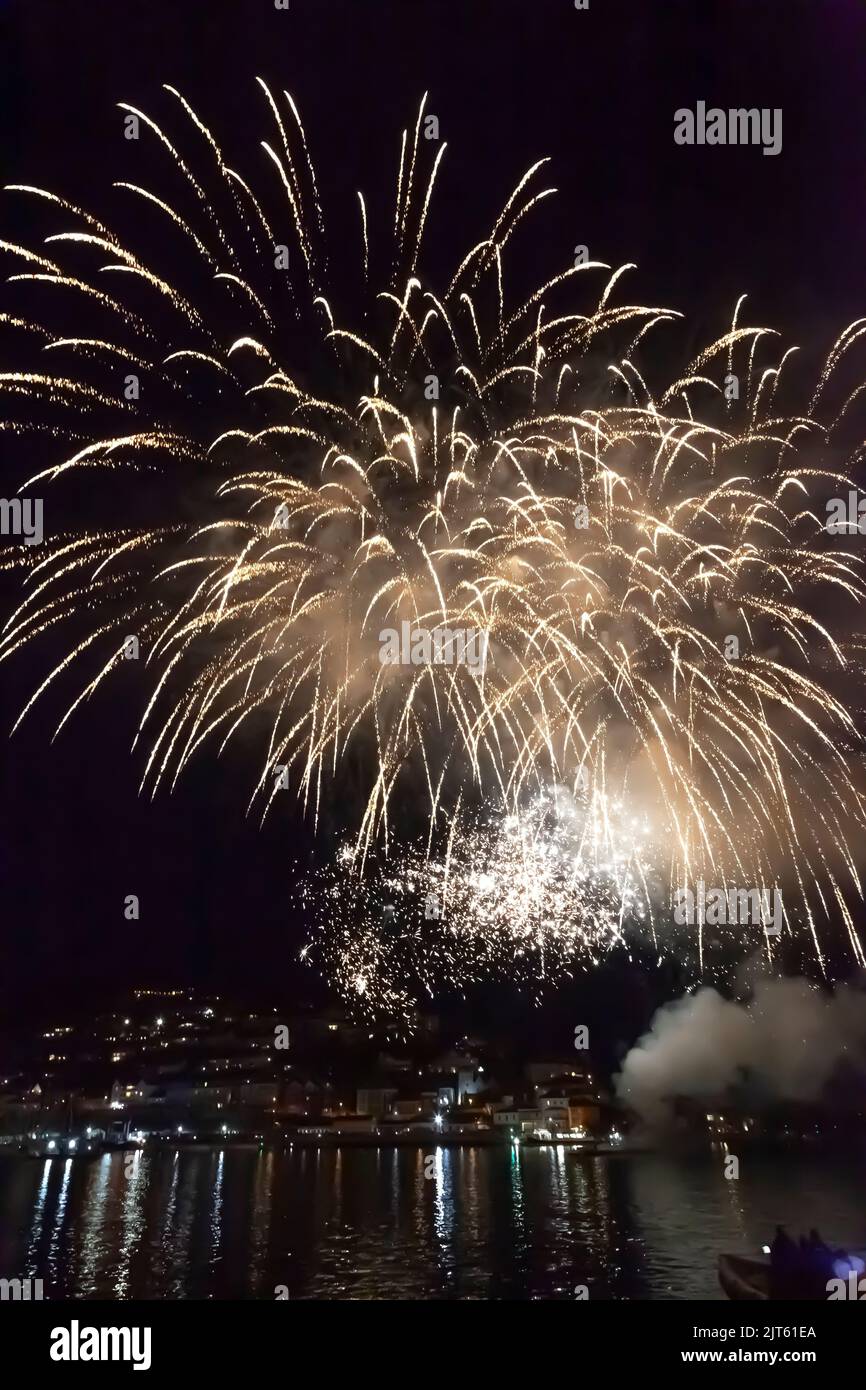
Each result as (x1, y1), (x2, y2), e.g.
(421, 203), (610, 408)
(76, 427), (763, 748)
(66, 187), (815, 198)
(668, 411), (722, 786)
(2, 82), (866, 1004)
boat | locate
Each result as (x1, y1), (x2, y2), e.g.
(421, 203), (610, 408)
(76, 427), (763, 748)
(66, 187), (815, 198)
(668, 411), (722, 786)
(99, 1118), (145, 1152)
(25, 1134), (98, 1160)
(718, 1252), (769, 1300)
(720, 1248), (866, 1300)
(521, 1132), (599, 1150)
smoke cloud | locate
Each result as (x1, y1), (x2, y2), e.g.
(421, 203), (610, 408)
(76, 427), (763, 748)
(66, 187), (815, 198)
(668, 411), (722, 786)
(615, 977), (866, 1127)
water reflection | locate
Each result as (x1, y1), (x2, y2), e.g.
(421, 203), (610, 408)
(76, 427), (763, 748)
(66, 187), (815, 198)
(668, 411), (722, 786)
(116, 1150), (146, 1298)
(0, 1147), (862, 1300)
(77, 1155), (112, 1295)
(23, 1158), (52, 1277)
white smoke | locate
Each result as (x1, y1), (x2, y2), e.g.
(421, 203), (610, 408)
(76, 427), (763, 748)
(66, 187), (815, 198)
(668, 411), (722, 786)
(615, 977), (866, 1127)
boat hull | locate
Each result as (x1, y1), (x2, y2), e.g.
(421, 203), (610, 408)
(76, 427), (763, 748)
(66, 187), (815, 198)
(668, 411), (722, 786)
(719, 1254), (769, 1300)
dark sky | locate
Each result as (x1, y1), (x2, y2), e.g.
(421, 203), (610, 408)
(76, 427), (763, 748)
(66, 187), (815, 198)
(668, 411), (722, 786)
(0, 0), (864, 1037)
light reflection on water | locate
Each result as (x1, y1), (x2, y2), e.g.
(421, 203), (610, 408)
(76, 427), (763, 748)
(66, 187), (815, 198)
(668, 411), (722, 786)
(0, 1147), (863, 1300)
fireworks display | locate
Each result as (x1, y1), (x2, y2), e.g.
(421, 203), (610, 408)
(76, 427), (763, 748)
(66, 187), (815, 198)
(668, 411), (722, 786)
(301, 784), (659, 1021)
(2, 83), (866, 1010)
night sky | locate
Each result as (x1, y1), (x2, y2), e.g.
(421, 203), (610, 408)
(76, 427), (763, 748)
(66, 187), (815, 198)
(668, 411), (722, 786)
(1, 0), (864, 1044)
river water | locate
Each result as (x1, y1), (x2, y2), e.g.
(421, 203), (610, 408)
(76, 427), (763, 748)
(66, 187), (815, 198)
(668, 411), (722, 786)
(0, 1146), (862, 1300)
